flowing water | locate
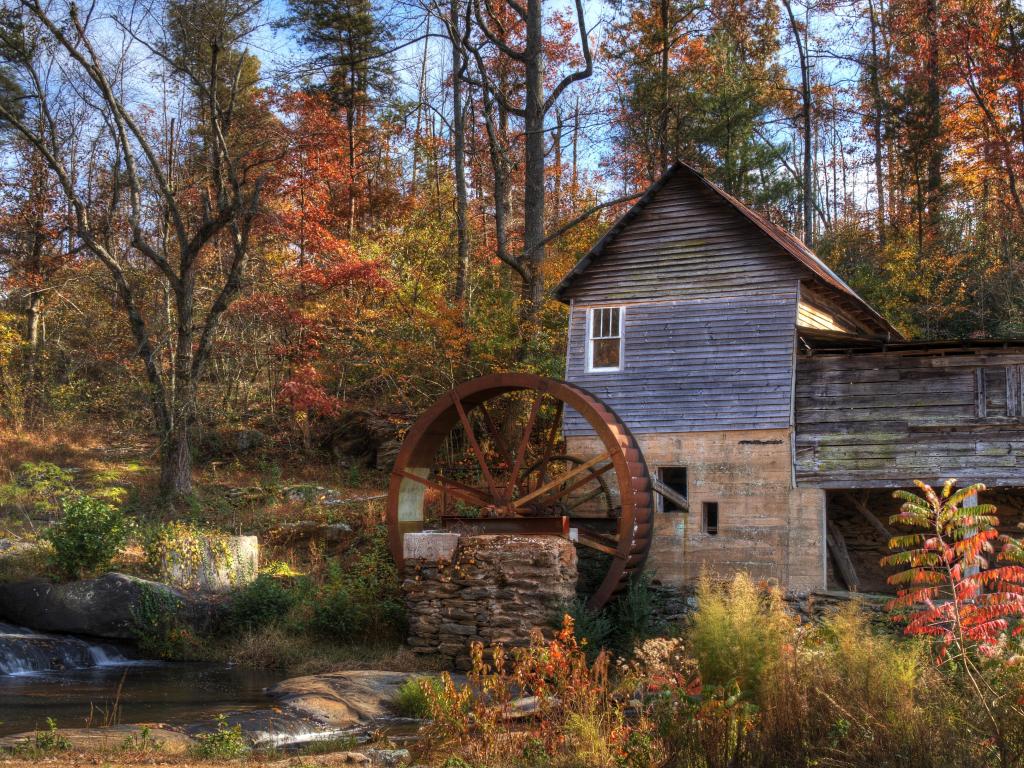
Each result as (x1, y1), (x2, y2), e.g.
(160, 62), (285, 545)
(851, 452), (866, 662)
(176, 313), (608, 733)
(0, 623), (288, 737)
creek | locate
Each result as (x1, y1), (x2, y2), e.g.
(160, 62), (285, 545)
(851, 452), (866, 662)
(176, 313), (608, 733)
(0, 622), (287, 737)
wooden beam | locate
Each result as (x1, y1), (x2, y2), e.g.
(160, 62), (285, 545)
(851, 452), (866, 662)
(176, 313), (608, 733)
(844, 492), (892, 542)
(652, 478), (690, 512)
(826, 520), (860, 591)
(575, 531), (620, 557)
(513, 452), (610, 508)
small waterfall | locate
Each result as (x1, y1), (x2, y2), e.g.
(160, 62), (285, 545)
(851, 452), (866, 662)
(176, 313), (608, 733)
(0, 622), (133, 675)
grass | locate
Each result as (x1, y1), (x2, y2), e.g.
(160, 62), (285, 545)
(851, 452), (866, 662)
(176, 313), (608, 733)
(391, 676), (436, 718)
(213, 625), (438, 676)
(0, 538), (50, 582)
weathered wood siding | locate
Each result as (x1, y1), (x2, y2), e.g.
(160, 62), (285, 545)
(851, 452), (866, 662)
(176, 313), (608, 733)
(562, 171), (811, 435)
(795, 352), (1024, 488)
(565, 290), (798, 434)
(561, 173), (807, 304)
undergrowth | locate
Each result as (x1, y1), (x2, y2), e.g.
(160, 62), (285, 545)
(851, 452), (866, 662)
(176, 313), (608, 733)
(411, 572), (1023, 768)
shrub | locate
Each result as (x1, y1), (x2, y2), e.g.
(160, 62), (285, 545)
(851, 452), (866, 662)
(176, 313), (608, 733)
(308, 526), (406, 642)
(130, 584), (200, 660)
(687, 572), (793, 701)
(881, 480), (1024, 767)
(419, 616), (660, 768)
(569, 598), (614, 661)
(392, 676), (437, 719)
(570, 575), (664, 660)
(190, 715), (248, 759)
(33, 718), (71, 753)
(793, 605), (938, 766)
(226, 574), (296, 632)
(43, 494), (133, 579)
(0, 462), (75, 517)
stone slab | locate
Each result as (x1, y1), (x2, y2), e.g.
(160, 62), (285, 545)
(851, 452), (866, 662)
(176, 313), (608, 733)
(403, 531), (460, 562)
(0, 725), (194, 754)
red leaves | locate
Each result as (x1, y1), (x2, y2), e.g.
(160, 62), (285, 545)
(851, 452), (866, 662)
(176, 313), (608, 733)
(882, 480), (1024, 660)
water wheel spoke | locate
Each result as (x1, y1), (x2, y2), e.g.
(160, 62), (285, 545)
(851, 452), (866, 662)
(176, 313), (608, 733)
(478, 402), (513, 469)
(536, 400), (564, 486)
(396, 469), (492, 509)
(564, 485), (609, 512)
(451, 391), (499, 499)
(536, 460), (615, 511)
(504, 394), (543, 499)
(512, 452), (611, 509)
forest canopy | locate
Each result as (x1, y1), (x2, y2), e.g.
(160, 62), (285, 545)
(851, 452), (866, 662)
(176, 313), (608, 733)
(0, 0), (1022, 495)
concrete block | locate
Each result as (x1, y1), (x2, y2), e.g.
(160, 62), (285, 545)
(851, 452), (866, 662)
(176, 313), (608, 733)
(404, 531), (460, 562)
(162, 535), (258, 593)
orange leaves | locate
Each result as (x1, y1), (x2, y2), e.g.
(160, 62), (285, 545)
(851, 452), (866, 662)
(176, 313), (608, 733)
(882, 479), (1024, 661)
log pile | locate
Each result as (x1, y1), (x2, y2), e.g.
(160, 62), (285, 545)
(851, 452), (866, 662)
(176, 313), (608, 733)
(402, 533), (577, 670)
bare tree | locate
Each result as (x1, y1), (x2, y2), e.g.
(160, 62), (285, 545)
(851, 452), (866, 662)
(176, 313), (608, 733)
(461, 0), (593, 333)
(0, 0), (273, 499)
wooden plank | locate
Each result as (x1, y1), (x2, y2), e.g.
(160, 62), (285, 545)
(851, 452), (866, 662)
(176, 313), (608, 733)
(1008, 366), (1022, 419)
(795, 350), (1024, 487)
(652, 478), (690, 512)
(566, 290), (798, 435)
(826, 521), (860, 591)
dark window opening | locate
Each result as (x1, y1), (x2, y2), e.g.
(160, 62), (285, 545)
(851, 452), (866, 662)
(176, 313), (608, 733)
(702, 502), (719, 535)
(659, 467), (688, 512)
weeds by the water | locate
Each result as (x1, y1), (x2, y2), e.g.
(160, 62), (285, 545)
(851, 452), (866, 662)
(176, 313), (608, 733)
(189, 715), (249, 760)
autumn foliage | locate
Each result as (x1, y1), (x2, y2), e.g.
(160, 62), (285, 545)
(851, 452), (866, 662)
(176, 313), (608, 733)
(882, 480), (1024, 657)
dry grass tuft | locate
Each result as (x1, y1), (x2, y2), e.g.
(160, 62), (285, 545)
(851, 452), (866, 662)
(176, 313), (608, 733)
(210, 625), (440, 676)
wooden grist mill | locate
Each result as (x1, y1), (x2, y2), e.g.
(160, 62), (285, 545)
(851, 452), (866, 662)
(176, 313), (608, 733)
(386, 373), (655, 609)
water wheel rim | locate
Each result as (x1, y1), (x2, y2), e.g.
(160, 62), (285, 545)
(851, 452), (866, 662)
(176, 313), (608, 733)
(385, 372), (653, 609)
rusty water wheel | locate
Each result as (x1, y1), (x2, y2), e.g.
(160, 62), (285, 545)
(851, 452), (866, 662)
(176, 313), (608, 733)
(386, 373), (653, 609)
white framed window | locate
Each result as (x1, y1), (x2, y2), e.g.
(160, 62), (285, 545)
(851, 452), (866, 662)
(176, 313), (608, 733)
(587, 306), (624, 372)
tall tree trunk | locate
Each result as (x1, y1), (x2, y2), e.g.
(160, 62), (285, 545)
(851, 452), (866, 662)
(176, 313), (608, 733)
(160, 417), (193, 499)
(924, 0), (943, 235)
(783, 0), (813, 246)
(521, 0), (546, 326)
(658, 0), (670, 174)
(451, 0), (470, 302)
(868, 0), (887, 248)
(347, 69), (358, 236)
(554, 110), (563, 220)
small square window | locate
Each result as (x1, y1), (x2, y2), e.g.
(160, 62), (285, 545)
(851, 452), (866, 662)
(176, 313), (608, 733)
(702, 502), (719, 535)
(588, 307), (623, 372)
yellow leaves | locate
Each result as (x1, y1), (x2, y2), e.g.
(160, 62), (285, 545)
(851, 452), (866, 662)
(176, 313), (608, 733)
(0, 311), (24, 367)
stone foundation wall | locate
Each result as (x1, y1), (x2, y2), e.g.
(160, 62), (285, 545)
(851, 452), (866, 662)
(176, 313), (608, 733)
(403, 533), (577, 670)
(568, 428), (827, 592)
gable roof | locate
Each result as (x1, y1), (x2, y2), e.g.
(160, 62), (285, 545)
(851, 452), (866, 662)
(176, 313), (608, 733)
(553, 161), (901, 339)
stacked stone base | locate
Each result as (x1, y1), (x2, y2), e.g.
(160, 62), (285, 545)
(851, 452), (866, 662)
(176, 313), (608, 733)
(403, 533), (577, 670)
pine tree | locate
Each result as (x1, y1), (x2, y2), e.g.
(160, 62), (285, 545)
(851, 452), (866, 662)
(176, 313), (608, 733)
(286, 0), (396, 234)
(606, 0), (794, 208)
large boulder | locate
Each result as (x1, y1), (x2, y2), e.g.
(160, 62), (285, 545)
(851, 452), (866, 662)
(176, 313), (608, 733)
(267, 670), (424, 727)
(321, 410), (404, 471)
(0, 572), (221, 639)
